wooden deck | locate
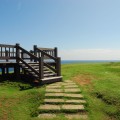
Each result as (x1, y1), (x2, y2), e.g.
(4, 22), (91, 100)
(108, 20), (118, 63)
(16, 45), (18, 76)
(0, 44), (62, 84)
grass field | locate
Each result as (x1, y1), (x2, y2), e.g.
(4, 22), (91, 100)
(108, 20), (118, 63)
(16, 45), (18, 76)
(0, 62), (120, 120)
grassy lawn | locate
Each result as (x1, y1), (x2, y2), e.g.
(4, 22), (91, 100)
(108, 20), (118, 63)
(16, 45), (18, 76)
(62, 62), (120, 120)
(0, 62), (120, 120)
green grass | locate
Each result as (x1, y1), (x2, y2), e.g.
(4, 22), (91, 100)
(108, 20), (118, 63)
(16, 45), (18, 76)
(62, 62), (120, 120)
(0, 62), (120, 120)
(0, 81), (46, 120)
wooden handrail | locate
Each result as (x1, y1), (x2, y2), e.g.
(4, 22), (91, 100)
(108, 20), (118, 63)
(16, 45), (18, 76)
(18, 46), (39, 61)
(44, 62), (57, 73)
(17, 45), (44, 79)
(38, 48), (54, 50)
(0, 44), (15, 48)
(36, 48), (57, 60)
(18, 57), (39, 76)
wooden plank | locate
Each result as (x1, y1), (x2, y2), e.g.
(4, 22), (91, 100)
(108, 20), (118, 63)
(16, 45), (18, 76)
(36, 48), (56, 60)
(0, 44), (15, 48)
(38, 48), (54, 51)
(44, 62), (56, 73)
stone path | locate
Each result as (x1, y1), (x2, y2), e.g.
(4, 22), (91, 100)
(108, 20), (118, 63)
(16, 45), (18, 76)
(38, 80), (88, 120)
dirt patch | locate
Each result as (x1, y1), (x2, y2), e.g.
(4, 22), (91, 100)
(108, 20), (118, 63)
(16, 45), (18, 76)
(73, 74), (95, 86)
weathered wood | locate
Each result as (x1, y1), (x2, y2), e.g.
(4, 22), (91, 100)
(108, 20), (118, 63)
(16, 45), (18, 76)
(0, 43), (62, 83)
(18, 57), (39, 76)
(36, 48), (56, 60)
(44, 62), (57, 73)
(5, 50), (9, 62)
(56, 57), (61, 76)
(54, 47), (57, 57)
(33, 45), (37, 62)
(0, 44), (15, 48)
(39, 57), (43, 79)
(16, 43), (20, 63)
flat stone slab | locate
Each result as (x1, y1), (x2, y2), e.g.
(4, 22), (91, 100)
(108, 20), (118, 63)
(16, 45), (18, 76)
(62, 83), (76, 85)
(46, 89), (63, 93)
(62, 105), (84, 110)
(64, 89), (81, 93)
(39, 104), (61, 111)
(46, 86), (61, 89)
(64, 85), (78, 88)
(65, 100), (86, 104)
(65, 114), (88, 119)
(44, 99), (64, 103)
(38, 113), (56, 119)
(65, 94), (83, 98)
(47, 84), (62, 87)
(45, 93), (64, 97)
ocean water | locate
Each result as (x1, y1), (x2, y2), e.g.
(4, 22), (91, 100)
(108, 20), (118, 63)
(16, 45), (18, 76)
(0, 60), (119, 72)
(61, 60), (120, 64)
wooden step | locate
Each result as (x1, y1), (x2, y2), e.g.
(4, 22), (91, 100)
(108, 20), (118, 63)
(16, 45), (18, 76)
(44, 73), (56, 77)
(41, 76), (62, 84)
(43, 71), (52, 74)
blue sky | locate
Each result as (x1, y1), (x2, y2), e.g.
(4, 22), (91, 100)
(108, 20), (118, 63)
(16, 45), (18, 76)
(0, 0), (120, 60)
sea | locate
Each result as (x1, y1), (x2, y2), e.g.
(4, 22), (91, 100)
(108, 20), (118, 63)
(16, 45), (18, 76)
(61, 60), (120, 64)
(0, 60), (119, 72)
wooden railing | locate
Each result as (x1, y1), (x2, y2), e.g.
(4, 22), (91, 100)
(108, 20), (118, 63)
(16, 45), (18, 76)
(16, 44), (44, 79)
(0, 44), (16, 61)
(0, 43), (61, 79)
(33, 45), (61, 76)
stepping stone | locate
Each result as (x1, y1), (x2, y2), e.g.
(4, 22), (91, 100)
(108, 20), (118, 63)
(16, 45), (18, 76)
(65, 94), (83, 98)
(44, 99), (64, 103)
(46, 89), (63, 93)
(62, 83), (76, 86)
(65, 114), (88, 120)
(45, 93), (64, 97)
(46, 86), (61, 89)
(64, 89), (81, 93)
(62, 105), (85, 111)
(47, 84), (62, 87)
(65, 100), (86, 104)
(64, 85), (78, 88)
(38, 113), (56, 119)
(39, 104), (61, 111)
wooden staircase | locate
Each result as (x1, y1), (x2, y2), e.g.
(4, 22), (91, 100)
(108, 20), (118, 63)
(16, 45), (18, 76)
(20, 62), (62, 84)
(0, 43), (62, 84)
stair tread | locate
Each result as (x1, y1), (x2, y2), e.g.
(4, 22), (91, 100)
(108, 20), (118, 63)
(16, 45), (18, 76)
(42, 76), (62, 81)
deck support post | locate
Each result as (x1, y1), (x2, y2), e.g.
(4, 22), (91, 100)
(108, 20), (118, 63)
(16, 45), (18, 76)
(6, 67), (9, 75)
(5, 50), (9, 62)
(14, 64), (20, 80)
(15, 43), (20, 79)
(39, 57), (43, 80)
(56, 57), (61, 76)
(2, 67), (5, 77)
(33, 45), (37, 62)
(54, 47), (58, 57)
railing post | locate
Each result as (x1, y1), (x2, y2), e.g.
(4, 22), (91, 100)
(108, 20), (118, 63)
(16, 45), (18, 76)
(16, 43), (20, 63)
(33, 45), (37, 62)
(54, 47), (58, 57)
(39, 57), (43, 79)
(56, 57), (61, 76)
(30, 50), (33, 62)
(5, 50), (9, 62)
(21, 51), (23, 59)
(15, 43), (20, 79)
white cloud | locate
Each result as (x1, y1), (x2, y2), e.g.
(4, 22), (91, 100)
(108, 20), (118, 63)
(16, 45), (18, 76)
(59, 49), (120, 60)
